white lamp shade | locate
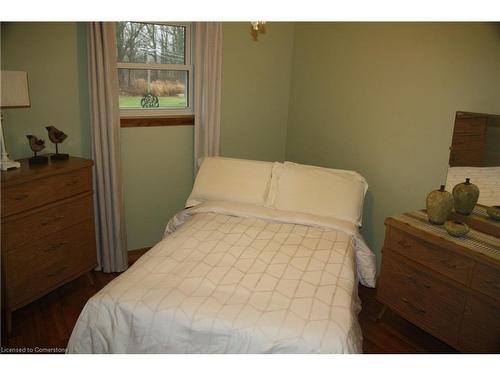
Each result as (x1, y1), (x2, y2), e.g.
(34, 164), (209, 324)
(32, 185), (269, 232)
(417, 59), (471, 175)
(0, 71), (31, 108)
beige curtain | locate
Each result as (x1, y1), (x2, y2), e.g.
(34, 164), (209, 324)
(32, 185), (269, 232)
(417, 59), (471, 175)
(194, 23), (223, 172)
(88, 22), (128, 272)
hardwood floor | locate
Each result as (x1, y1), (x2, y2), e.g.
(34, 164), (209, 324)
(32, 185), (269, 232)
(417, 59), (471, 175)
(1, 271), (119, 352)
(358, 286), (456, 353)
(1, 251), (457, 353)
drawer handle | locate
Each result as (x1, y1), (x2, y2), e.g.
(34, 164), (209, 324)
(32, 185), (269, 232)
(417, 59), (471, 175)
(397, 239), (412, 249)
(47, 266), (68, 277)
(402, 297), (426, 315)
(405, 275), (431, 289)
(406, 275), (415, 283)
(440, 260), (457, 269)
(44, 241), (69, 252)
(14, 194), (29, 201)
(40, 215), (65, 226)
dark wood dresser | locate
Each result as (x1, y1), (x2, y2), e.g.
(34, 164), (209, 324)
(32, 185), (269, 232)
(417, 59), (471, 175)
(377, 210), (500, 353)
(1, 157), (97, 332)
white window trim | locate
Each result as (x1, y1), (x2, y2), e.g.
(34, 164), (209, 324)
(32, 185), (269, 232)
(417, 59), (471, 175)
(117, 22), (193, 118)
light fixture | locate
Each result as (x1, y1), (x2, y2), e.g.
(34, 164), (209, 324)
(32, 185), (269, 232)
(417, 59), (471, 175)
(0, 70), (31, 170)
(250, 22), (266, 41)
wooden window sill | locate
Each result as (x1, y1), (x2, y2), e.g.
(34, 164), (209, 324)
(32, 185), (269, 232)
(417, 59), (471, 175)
(120, 115), (194, 128)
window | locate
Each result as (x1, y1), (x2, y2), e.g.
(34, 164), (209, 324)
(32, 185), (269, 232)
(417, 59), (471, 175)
(116, 22), (193, 120)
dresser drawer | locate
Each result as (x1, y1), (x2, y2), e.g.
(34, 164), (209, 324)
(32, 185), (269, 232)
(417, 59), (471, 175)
(2, 220), (96, 309)
(2, 193), (93, 252)
(386, 227), (474, 285)
(378, 252), (466, 345)
(1, 166), (91, 218)
(458, 295), (500, 353)
(471, 263), (500, 301)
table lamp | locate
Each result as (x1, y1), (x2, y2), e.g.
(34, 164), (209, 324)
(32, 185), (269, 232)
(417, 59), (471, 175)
(0, 70), (31, 171)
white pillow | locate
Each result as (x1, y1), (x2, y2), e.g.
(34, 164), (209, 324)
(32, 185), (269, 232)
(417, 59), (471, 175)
(186, 157), (274, 207)
(267, 161), (368, 226)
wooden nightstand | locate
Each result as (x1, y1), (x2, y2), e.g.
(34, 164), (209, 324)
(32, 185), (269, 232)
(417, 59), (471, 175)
(1, 157), (97, 333)
(376, 210), (500, 353)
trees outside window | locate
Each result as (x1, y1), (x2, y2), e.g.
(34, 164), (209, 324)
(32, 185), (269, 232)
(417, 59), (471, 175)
(116, 22), (193, 116)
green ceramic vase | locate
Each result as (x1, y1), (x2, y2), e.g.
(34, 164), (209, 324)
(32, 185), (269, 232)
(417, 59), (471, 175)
(452, 178), (479, 216)
(426, 185), (453, 225)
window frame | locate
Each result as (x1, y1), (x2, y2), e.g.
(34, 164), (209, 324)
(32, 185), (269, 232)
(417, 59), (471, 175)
(116, 21), (194, 119)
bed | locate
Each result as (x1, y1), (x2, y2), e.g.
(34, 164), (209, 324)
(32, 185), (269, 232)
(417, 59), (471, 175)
(67, 158), (376, 353)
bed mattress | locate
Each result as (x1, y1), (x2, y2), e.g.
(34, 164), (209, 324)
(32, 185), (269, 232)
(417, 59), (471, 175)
(67, 202), (376, 353)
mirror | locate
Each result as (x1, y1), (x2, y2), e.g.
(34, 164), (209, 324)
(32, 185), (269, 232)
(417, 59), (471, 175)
(445, 111), (500, 207)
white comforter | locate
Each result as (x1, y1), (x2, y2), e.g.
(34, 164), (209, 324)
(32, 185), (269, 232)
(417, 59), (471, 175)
(67, 202), (376, 354)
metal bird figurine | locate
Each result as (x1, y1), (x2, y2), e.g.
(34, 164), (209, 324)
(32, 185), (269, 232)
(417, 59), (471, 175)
(27, 135), (46, 152)
(45, 125), (69, 160)
(26, 135), (49, 165)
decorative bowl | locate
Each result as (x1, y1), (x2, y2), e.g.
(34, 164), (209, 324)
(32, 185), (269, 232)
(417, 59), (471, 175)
(444, 221), (469, 237)
(486, 205), (500, 221)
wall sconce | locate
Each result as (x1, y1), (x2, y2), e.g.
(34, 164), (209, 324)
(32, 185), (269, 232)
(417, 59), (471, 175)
(250, 22), (266, 41)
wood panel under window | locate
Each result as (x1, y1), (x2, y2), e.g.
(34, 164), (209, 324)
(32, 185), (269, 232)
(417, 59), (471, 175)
(120, 115), (194, 128)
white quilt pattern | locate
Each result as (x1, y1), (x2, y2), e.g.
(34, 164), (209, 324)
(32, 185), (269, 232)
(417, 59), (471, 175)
(67, 210), (366, 353)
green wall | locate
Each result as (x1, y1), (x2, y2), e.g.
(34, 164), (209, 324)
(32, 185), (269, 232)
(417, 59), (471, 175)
(121, 126), (194, 249)
(124, 22), (295, 249)
(0, 22), (193, 250)
(220, 22), (295, 162)
(4, 22), (499, 261)
(1, 22), (293, 251)
(285, 23), (500, 267)
(1, 22), (90, 159)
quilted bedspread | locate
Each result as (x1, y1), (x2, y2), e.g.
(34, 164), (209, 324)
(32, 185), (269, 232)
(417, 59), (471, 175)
(67, 202), (376, 353)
